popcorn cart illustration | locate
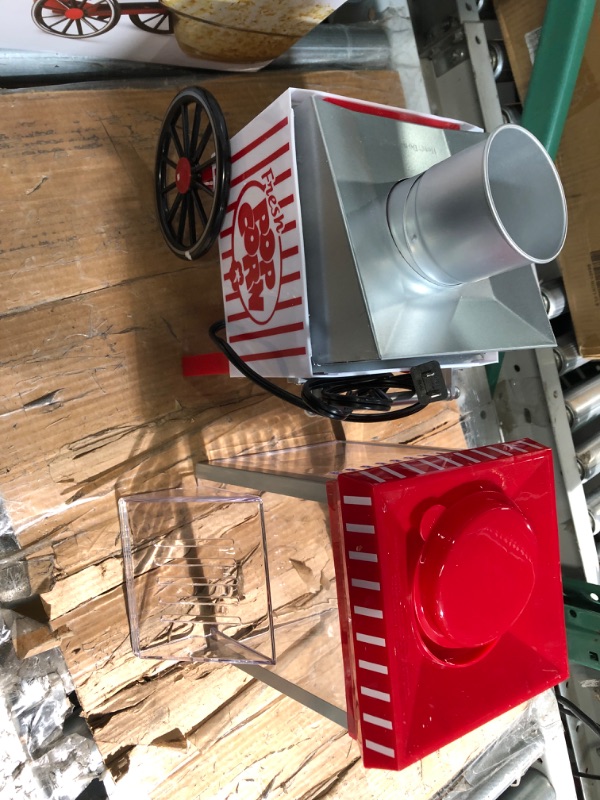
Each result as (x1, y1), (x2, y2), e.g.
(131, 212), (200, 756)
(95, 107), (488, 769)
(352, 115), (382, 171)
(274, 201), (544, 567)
(30, 0), (343, 65)
(31, 0), (172, 38)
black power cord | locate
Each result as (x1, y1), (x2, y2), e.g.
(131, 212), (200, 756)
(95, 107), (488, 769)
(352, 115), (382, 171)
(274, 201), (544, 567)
(209, 320), (448, 422)
(556, 692), (600, 781)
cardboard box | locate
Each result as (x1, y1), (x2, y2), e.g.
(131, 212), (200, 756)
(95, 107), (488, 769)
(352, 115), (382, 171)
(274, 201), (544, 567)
(495, 1), (600, 357)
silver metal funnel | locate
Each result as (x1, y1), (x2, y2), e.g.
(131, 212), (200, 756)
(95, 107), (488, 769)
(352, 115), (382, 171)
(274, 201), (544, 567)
(292, 94), (558, 372)
(387, 124), (567, 286)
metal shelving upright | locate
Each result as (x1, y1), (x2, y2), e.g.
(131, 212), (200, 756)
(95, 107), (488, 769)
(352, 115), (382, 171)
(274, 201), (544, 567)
(406, 1), (600, 796)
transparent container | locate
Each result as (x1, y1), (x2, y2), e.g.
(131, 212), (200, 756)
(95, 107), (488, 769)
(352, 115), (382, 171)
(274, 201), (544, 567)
(119, 490), (275, 665)
(196, 440), (446, 720)
(120, 443), (453, 712)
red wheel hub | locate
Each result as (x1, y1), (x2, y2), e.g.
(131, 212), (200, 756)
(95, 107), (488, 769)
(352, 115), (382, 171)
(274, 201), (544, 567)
(200, 166), (214, 189)
(175, 157), (192, 194)
(65, 7), (85, 19)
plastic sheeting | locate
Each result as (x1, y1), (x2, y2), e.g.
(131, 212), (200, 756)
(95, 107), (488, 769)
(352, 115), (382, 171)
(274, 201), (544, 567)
(0, 609), (105, 800)
(439, 700), (546, 799)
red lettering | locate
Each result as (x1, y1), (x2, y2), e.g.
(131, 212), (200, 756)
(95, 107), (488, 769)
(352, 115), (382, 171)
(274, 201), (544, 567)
(262, 259), (275, 291)
(229, 260), (243, 290)
(260, 229), (276, 263)
(238, 202), (253, 235)
(248, 278), (264, 311)
(238, 202), (259, 256)
(243, 251), (261, 291)
(232, 183), (284, 319)
(244, 226), (260, 257)
(254, 198), (270, 236)
(262, 168), (275, 190)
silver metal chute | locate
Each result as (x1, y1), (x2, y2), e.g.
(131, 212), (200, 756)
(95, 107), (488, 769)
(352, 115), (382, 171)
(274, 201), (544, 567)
(387, 124), (566, 287)
(293, 95), (561, 373)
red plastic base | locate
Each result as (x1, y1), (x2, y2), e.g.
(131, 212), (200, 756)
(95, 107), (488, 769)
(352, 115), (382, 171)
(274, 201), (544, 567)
(328, 438), (568, 770)
(182, 353), (230, 376)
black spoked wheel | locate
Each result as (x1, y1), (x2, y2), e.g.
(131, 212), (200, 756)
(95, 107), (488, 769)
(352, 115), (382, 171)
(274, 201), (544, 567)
(155, 87), (231, 260)
(130, 11), (173, 34)
(31, 0), (120, 38)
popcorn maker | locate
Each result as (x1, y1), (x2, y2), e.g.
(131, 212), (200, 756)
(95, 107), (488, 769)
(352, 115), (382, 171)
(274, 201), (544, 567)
(154, 85), (566, 422)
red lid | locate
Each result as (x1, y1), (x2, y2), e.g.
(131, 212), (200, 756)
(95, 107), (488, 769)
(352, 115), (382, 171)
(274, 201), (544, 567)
(328, 438), (568, 771)
(415, 490), (537, 654)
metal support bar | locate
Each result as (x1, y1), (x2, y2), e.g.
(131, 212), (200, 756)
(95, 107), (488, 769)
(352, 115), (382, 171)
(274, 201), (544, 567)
(196, 463), (329, 504)
(463, 20), (503, 130)
(239, 664), (349, 729)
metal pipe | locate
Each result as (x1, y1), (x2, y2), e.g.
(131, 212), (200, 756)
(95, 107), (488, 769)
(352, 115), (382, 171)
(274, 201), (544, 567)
(500, 769), (556, 799)
(540, 279), (568, 319)
(271, 24), (391, 69)
(387, 125), (567, 287)
(501, 106), (523, 125)
(464, 740), (545, 800)
(488, 40), (509, 82)
(553, 333), (588, 376)
(564, 374), (600, 431)
(576, 430), (600, 482)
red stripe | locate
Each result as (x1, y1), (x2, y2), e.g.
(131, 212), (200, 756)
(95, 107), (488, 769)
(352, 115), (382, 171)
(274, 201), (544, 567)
(324, 97), (462, 130)
(282, 220), (297, 234)
(229, 321), (304, 343)
(222, 249), (232, 260)
(281, 271), (301, 285)
(244, 347), (306, 362)
(227, 310), (249, 322)
(276, 296), (302, 311)
(274, 168), (292, 186)
(231, 118), (288, 164)
(279, 194), (294, 208)
(231, 143), (290, 188)
(220, 226), (233, 240)
(225, 291), (238, 302)
(281, 245), (299, 260)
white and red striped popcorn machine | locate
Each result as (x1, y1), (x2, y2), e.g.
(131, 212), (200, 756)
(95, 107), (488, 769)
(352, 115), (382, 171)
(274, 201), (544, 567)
(155, 85), (566, 400)
(146, 88), (570, 771)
